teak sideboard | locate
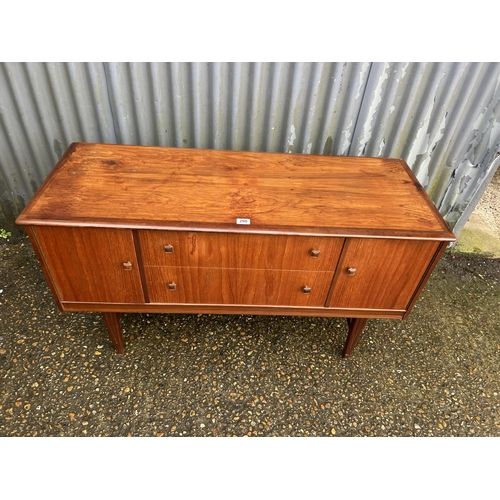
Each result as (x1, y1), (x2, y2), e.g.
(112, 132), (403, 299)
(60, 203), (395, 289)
(16, 143), (455, 358)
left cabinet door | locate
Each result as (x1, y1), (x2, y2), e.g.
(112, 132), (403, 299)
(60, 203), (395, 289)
(33, 226), (145, 304)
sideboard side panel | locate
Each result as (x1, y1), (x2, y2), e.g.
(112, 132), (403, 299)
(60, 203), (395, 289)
(403, 240), (449, 318)
(24, 225), (64, 311)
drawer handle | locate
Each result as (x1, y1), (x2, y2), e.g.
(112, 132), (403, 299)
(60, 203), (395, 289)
(122, 262), (133, 271)
(347, 267), (357, 276)
(164, 245), (174, 253)
(168, 282), (177, 291)
(310, 249), (320, 257)
(302, 286), (312, 294)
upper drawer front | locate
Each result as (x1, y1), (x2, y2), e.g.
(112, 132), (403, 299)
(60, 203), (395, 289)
(139, 230), (344, 271)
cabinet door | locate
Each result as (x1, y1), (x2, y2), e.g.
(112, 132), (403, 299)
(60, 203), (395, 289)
(327, 238), (439, 311)
(34, 226), (145, 303)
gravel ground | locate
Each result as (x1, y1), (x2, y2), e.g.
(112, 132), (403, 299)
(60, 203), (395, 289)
(1, 234), (499, 437)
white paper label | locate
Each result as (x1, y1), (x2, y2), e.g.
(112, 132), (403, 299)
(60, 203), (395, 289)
(236, 218), (251, 225)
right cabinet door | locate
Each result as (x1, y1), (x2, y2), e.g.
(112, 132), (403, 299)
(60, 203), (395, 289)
(327, 238), (440, 311)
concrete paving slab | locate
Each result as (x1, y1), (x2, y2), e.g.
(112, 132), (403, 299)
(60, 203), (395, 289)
(455, 170), (500, 258)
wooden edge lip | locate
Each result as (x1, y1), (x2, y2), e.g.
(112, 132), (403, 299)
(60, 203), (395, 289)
(15, 218), (457, 241)
(52, 141), (407, 161)
(15, 142), (79, 225)
(398, 159), (456, 240)
(60, 301), (405, 318)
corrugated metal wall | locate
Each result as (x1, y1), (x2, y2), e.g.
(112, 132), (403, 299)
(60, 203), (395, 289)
(1, 62), (500, 233)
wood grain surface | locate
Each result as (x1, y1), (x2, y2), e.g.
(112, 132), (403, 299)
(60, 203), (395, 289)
(16, 143), (455, 240)
(33, 226), (145, 303)
(139, 230), (344, 271)
(327, 238), (440, 310)
(144, 266), (334, 307)
(60, 301), (406, 319)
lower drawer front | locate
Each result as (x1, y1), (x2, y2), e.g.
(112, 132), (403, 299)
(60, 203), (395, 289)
(144, 267), (333, 307)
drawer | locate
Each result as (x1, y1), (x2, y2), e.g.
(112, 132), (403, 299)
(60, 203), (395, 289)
(139, 230), (344, 271)
(144, 266), (334, 307)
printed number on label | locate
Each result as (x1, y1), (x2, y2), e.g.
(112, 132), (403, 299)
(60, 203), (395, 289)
(236, 218), (251, 225)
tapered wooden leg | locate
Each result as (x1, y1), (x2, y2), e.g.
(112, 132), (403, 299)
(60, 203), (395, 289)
(342, 318), (369, 358)
(102, 312), (124, 354)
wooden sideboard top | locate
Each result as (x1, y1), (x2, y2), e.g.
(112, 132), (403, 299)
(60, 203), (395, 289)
(17, 142), (455, 240)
